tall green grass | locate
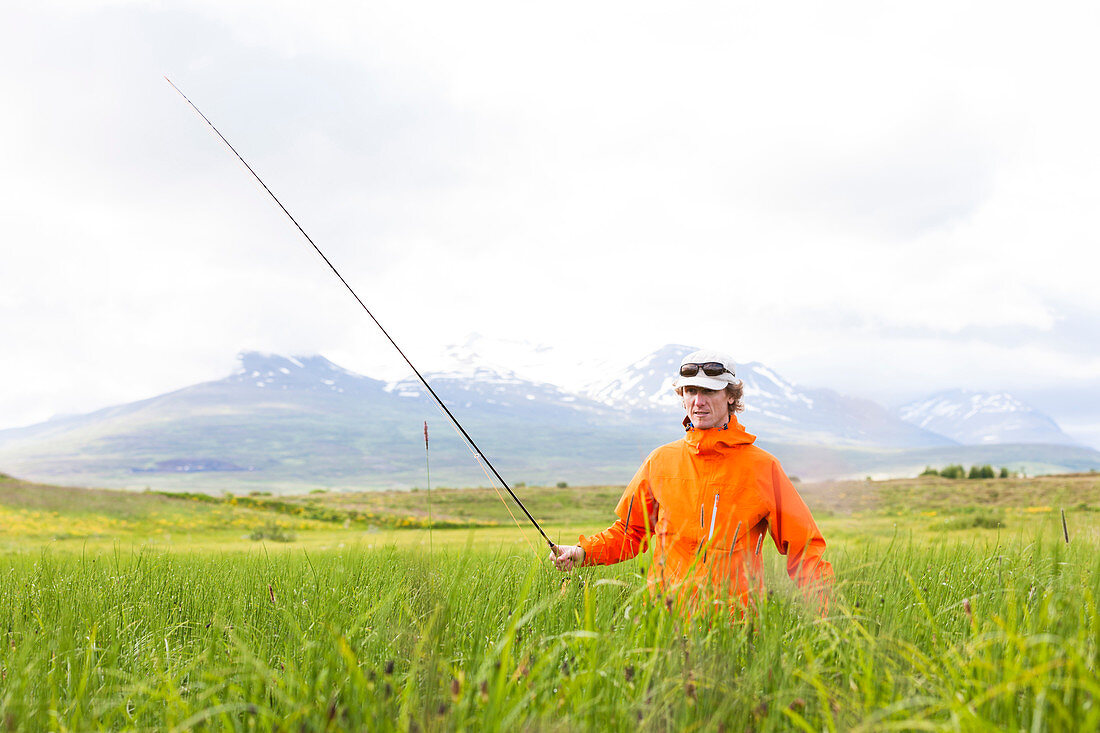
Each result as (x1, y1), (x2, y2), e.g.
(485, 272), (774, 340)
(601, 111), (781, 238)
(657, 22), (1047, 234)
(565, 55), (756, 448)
(1, 534), (1097, 730)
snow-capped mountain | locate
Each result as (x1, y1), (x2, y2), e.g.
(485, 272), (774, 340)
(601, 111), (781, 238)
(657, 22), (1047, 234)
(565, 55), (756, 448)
(898, 390), (1080, 446)
(0, 350), (678, 491)
(384, 366), (613, 421)
(582, 344), (691, 412)
(420, 333), (614, 394)
(583, 345), (953, 448)
(231, 352), (386, 396)
(2, 346), (1095, 492)
(228, 351), (613, 431)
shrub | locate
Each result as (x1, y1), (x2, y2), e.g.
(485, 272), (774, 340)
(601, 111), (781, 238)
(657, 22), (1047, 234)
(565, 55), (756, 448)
(938, 513), (1005, 530)
(999, 467), (1010, 478)
(971, 514), (1004, 528)
(556, 481), (568, 489)
(920, 467), (939, 477)
(249, 522), (296, 542)
(940, 465), (966, 479)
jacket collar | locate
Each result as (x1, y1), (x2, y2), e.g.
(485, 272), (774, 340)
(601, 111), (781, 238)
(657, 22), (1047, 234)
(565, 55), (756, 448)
(682, 415), (756, 456)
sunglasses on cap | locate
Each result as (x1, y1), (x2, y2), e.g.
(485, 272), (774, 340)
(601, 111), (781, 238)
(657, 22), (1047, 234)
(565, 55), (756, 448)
(679, 362), (733, 378)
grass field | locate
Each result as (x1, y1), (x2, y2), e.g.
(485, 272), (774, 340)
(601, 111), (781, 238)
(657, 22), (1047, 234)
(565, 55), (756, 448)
(1, 471), (1098, 730)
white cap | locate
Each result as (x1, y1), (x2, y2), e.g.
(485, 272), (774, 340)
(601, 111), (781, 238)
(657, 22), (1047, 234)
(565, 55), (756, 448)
(672, 349), (738, 390)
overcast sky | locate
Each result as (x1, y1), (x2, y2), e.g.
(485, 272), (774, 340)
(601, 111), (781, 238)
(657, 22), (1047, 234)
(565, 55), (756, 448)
(3, 1), (1099, 446)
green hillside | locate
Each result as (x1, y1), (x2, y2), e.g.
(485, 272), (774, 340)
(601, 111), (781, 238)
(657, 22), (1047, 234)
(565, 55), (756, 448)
(3, 471), (1098, 554)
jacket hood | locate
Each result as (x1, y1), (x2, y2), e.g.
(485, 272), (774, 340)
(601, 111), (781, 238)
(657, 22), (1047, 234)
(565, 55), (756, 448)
(683, 415), (756, 455)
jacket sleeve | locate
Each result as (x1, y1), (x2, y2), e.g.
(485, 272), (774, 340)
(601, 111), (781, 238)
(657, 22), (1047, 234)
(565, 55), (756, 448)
(766, 460), (833, 597)
(578, 456), (658, 565)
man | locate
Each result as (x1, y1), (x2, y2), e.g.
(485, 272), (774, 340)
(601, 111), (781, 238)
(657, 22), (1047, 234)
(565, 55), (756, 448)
(551, 349), (832, 612)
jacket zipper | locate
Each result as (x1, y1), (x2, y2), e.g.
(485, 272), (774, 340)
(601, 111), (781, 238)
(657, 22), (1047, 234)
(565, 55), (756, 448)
(701, 492), (720, 563)
(708, 493), (719, 543)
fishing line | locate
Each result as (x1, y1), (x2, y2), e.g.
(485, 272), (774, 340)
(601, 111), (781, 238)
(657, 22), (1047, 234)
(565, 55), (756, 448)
(424, 421), (433, 560)
(418, 384), (538, 554)
(166, 77), (557, 552)
(441, 412), (540, 557)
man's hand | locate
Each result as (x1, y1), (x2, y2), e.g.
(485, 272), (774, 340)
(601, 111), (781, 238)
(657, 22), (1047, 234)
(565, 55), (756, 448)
(550, 544), (585, 571)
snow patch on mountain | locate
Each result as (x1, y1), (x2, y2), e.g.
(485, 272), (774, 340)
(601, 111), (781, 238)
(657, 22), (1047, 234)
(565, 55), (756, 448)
(749, 365), (814, 409)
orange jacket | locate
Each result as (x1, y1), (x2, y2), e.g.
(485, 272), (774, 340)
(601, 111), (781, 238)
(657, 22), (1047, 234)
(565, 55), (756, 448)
(578, 418), (832, 610)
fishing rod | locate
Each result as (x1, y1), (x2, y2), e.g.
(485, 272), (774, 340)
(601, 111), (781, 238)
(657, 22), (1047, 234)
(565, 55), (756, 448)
(165, 77), (558, 553)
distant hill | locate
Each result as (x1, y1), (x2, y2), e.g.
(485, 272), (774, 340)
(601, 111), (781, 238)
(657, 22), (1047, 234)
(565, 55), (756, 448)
(1, 348), (1097, 492)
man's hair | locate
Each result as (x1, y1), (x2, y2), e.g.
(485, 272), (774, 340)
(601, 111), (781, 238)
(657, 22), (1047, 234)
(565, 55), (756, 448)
(676, 381), (745, 414)
(725, 381), (745, 414)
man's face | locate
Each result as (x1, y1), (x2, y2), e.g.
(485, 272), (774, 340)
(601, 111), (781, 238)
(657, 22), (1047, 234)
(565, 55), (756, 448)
(680, 385), (732, 430)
